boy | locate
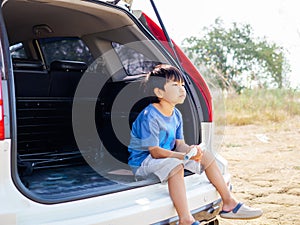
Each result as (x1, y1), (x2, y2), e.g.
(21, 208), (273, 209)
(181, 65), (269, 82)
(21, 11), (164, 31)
(128, 64), (262, 225)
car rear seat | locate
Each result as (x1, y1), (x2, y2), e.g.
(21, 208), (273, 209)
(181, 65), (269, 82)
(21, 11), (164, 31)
(49, 60), (87, 97)
(14, 59), (150, 169)
(13, 58), (50, 97)
(14, 59), (88, 170)
(96, 80), (156, 163)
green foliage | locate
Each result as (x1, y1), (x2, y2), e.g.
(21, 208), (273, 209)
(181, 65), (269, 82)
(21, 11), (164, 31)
(183, 18), (290, 92)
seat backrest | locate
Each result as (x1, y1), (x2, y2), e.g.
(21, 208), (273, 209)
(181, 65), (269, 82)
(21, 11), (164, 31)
(13, 58), (50, 97)
(49, 60), (88, 97)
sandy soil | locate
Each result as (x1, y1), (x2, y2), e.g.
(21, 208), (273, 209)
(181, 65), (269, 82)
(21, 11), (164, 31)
(217, 116), (300, 225)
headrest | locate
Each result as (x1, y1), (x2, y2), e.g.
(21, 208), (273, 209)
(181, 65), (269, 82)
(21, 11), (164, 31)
(12, 58), (44, 71)
(50, 60), (88, 72)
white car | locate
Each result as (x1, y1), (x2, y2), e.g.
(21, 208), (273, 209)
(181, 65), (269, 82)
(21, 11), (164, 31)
(0, 0), (230, 224)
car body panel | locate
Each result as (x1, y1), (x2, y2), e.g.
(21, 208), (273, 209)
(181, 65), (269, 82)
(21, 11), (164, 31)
(0, 0), (228, 224)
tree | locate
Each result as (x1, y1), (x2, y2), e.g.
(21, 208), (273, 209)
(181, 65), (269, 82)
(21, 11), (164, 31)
(183, 18), (290, 92)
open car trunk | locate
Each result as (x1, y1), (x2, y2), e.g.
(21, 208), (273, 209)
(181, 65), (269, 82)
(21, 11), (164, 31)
(3, 0), (204, 203)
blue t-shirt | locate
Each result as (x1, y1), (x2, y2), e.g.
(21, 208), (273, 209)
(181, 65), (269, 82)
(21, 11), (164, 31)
(128, 104), (184, 167)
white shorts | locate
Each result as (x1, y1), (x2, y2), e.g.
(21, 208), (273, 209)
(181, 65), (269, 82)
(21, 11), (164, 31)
(135, 154), (204, 183)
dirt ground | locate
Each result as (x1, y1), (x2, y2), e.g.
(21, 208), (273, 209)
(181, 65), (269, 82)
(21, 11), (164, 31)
(217, 116), (300, 225)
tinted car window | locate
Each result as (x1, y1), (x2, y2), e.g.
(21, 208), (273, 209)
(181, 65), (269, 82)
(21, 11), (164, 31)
(39, 37), (94, 66)
(112, 42), (160, 75)
(10, 43), (27, 59)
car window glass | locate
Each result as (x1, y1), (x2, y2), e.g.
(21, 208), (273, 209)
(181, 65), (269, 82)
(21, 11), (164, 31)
(112, 42), (160, 76)
(39, 37), (94, 66)
(10, 43), (28, 59)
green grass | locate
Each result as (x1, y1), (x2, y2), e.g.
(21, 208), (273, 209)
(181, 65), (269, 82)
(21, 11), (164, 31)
(214, 89), (300, 125)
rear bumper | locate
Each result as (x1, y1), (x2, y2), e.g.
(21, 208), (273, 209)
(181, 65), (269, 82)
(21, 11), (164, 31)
(1, 160), (229, 225)
(153, 198), (222, 225)
(22, 173), (225, 225)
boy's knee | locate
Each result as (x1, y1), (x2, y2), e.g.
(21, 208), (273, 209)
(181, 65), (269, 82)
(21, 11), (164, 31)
(169, 164), (184, 177)
(201, 151), (216, 168)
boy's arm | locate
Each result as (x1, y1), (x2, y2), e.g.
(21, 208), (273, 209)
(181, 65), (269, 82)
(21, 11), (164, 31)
(175, 139), (203, 162)
(148, 146), (185, 160)
(148, 140), (203, 161)
(175, 139), (190, 153)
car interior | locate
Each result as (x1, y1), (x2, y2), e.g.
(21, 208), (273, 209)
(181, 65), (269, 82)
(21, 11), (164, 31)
(2, 0), (200, 202)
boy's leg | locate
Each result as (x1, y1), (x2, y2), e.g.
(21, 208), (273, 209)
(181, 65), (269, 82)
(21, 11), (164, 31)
(201, 152), (263, 218)
(168, 164), (195, 225)
(201, 153), (238, 211)
(137, 156), (199, 224)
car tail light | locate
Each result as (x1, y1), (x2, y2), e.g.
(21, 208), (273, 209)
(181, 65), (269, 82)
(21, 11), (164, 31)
(0, 70), (4, 140)
(141, 12), (213, 121)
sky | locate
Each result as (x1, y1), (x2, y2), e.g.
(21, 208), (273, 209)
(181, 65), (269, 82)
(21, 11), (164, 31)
(132, 0), (300, 88)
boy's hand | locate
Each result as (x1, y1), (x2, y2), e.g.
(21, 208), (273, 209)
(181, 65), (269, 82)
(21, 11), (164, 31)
(189, 145), (203, 162)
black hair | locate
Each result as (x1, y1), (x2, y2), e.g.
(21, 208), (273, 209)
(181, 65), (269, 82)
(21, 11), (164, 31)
(142, 64), (184, 101)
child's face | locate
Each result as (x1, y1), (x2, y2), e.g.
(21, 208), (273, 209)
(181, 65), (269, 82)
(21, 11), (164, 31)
(158, 79), (186, 106)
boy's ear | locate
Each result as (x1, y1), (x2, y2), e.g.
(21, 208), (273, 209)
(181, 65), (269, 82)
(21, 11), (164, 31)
(153, 87), (163, 98)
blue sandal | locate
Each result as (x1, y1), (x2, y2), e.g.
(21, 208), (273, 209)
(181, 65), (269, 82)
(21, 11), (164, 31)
(191, 221), (200, 225)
